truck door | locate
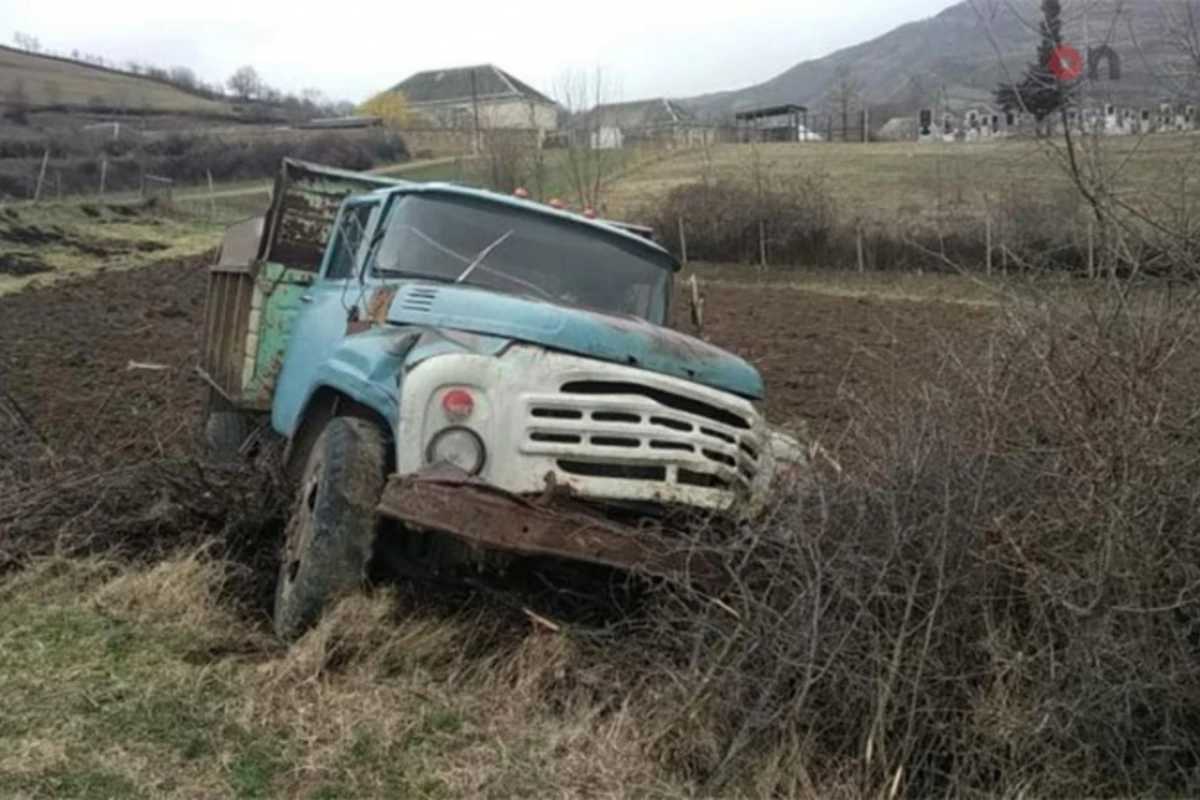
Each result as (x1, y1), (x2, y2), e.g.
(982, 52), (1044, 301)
(271, 198), (381, 435)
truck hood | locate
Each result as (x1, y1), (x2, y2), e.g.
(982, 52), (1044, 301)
(387, 282), (765, 400)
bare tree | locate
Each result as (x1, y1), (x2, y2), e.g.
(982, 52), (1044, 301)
(555, 67), (622, 210)
(1152, 0), (1200, 94)
(524, 99), (550, 199)
(482, 126), (529, 194)
(300, 87), (326, 108)
(168, 67), (198, 91)
(12, 33), (41, 53)
(227, 66), (264, 100)
(824, 64), (863, 141)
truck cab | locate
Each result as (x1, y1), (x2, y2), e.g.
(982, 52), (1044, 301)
(201, 159), (798, 640)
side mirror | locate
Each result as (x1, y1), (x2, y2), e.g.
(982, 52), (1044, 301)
(687, 274), (706, 338)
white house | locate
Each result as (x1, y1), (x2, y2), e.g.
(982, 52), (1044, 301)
(389, 64), (558, 133)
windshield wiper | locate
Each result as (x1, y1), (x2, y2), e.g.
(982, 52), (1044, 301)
(373, 267), (443, 279)
(456, 230), (514, 284)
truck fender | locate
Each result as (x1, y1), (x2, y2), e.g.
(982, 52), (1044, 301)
(283, 386), (395, 480)
(278, 331), (420, 475)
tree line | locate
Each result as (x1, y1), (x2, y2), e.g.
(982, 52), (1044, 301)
(8, 31), (354, 117)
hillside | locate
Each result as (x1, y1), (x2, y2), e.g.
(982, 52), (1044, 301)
(687, 0), (1198, 117)
(0, 45), (232, 116)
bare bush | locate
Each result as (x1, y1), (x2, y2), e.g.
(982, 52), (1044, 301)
(648, 174), (839, 265)
(0, 130), (409, 198)
(560, 293), (1200, 797)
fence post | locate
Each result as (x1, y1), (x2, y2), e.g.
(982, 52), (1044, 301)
(758, 219), (767, 270)
(33, 148), (49, 203)
(207, 170), (216, 220)
(986, 215), (993, 276)
(678, 216), (688, 265)
(856, 221), (865, 273)
(99, 157), (108, 196)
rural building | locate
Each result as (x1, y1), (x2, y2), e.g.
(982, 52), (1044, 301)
(734, 104), (821, 143)
(583, 98), (714, 149)
(389, 64), (558, 133)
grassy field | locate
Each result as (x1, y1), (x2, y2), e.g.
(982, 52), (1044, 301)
(602, 136), (1200, 224)
(0, 45), (230, 115)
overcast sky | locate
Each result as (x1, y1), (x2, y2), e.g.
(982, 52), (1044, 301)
(4, 0), (955, 103)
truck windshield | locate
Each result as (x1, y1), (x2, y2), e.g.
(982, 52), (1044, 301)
(371, 194), (672, 323)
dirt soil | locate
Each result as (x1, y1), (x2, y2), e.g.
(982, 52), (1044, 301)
(0, 253), (287, 580)
(672, 280), (996, 446)
(0, 253), (210, 466)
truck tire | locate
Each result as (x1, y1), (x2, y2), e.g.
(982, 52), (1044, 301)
(273, 416), (388, 641)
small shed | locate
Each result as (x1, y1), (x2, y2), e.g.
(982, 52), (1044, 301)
(734, 104), (815, 143)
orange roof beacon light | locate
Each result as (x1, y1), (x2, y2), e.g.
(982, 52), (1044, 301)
(583, 207), (597, 219)
(513, 186), (530, 199)
(547, 197), (565, 210)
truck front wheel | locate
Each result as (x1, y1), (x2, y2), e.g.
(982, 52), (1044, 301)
(273, 416), (388, 641)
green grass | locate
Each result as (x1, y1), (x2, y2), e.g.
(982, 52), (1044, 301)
(0, 45), (230, 115)
(0, 203), (224, 295)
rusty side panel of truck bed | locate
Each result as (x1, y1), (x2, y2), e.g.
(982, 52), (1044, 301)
(259, 159), (405, 272)
(200, 160), (405, 408)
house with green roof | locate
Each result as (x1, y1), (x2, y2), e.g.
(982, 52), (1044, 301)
(391, 64), (558, 134)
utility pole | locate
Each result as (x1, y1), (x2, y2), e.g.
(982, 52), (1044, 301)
(470, 67), (481, 156)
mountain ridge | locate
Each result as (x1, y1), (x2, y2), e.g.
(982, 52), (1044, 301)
(683, 1), (1196, 119)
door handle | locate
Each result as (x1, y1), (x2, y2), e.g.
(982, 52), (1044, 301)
(300, 295), (314, 304)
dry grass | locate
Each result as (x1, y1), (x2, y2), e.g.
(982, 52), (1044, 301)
(0, 45), (229, 114)
(0, 554), (702, 798)
(606, 137), (1200, 229)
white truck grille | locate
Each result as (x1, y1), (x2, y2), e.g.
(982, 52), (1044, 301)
(521, 380), (762, 495)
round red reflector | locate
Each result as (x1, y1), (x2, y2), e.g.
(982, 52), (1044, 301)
(1049, 45), (1083, 82)
(441, 389), (475, 421)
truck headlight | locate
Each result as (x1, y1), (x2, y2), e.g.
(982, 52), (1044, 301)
(426, 427), (486, 475)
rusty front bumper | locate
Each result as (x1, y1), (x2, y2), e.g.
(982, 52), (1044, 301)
(376, 468), (716, 585)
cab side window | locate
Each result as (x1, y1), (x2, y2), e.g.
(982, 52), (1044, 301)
(325, 204), (374, 280)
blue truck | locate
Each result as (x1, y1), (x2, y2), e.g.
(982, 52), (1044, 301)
(200, 159), (802, 640)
